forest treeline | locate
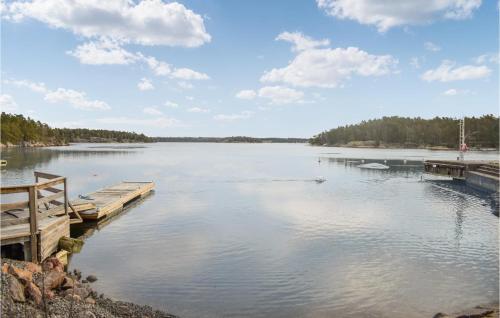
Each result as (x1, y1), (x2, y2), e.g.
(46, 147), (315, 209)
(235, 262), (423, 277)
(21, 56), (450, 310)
(1, 113), (152, 145)
(1, 113), (306, 145)
(310, 115), (499, 149)
(152, 136), (307, 143)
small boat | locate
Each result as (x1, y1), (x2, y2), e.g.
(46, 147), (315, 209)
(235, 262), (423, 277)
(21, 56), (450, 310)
(314, 176), (327, 183)
(357, 163), (389, 170)
(0, 160), (7, 167)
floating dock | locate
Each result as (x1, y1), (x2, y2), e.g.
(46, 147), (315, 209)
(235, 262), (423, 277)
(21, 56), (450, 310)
(70, 181), (154, 220)
(424, 160), (499, 192)
(1, 172), (74, 263)
(1, 172), (154, 263)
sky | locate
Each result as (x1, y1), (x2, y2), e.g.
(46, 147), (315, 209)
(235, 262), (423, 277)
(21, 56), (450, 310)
(0, 0), (498, 138)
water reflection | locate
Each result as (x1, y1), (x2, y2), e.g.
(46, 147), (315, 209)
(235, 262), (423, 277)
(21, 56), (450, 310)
(1, 144), (498, 318)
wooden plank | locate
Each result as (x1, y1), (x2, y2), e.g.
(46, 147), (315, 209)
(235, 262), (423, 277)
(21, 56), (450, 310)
(1, 217), (29, 227)
(63, 178), (68, 216)
(77, 181), (154, 220)
(39, 216), (69, 261)
(1, 201), (29, 212)
(28, 186), (39, 263)
(36, 177), (65, 190)
(34, 171), (61, 180)
(37, 191), (64, 206)
(42, 187), (63, 194)
(1, 186), (30, 194)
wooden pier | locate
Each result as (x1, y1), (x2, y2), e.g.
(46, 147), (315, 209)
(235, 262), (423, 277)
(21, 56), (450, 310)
(1, 173), (154, 263)
(1, 172), (75, 263)
(70, 181), (154, 220)
(424, 160), (499, 192)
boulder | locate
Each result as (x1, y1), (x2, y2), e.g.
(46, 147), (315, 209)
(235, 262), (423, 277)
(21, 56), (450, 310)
(24, 262), (42, 274)
(85, 297), (96, 305)
(8, 264), (32, 283)
(86, 275), (97, 283)
(7, 275), (25, 303)
(25, 281), (42, 305)
(44, 289), (55, 300)
(61, 276), (75, 290)
(42, 257), (64, 273)
(43, 271), (66, 291)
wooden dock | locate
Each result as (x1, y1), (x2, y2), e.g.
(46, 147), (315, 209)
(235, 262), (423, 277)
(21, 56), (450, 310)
(1, 172), (154, 263)
(424, 160), (499, 192)
(70, 181), (154, 220)
(1, 172), (75, 263)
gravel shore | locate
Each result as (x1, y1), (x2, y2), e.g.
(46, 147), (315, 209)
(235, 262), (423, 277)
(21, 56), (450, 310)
(2, 258), (497, 318)
(1, 258), (176, 318)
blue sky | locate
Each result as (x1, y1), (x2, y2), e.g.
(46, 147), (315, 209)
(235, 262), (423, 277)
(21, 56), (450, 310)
(1, 0), (498, 137)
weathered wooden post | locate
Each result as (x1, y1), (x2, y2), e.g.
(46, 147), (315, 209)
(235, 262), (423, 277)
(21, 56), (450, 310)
(63, 178), (69, 216)
(28, 185), (39, 263)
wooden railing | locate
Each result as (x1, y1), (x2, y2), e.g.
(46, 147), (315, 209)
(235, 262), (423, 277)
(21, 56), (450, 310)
(1, 172), (69, 262)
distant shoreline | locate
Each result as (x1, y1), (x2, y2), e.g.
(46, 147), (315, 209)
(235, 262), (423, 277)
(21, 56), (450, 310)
(1, 141), (498, 152)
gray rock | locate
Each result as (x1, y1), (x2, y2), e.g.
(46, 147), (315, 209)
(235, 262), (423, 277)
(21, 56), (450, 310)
(7, 275), (25, 303)
(86, 275), (98, 283)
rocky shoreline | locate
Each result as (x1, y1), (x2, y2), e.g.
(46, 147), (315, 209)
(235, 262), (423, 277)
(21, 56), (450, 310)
(1, 141), (69, 148)
(1, 258), (176, 318)
(433, 304), (499, 318)
(2, 257), (497, 318)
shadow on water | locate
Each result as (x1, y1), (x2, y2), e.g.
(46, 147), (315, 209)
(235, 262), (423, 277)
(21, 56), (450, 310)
(426, 179), (499, 217)
(68, 191), (155, 266)
(70, 191), (155, 240)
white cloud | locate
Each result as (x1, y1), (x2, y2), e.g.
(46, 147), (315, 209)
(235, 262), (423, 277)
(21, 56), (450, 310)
(44, 88), (110, 110)
(4, 79), (47, 93)
(6, 0), (211, 47)
(276, 32), (330, 52)
(67, 39), (138, 65)
(258, 86), (304, 104)
(187, 107), (210, 113)
(65, 40), (210, 82)
(186, 96), (194, 101)
(235, 90), (257, 100)
(140, 54), (172, 76)
(96, 116), (180, 128)
(138, 78), (154, 91)
(316, 0), (482, 32)
(443, 88), (458, 96)
(213, 111), (254, 122)
(171, 68), (209, 80)
(4, 78), (110, 111)
(143, 106), (163, 115)
(164, 101), (179, 108)
(424, 41), (441, 52)
(421, 60), (491, 82)
(261, 45), (398, 88)
(0, 94), (18, 112)
(178, 81), (194, 89)
(410, 57), (421, 69)
(442, 88), (473, 96)
(474, 53), (499, 64)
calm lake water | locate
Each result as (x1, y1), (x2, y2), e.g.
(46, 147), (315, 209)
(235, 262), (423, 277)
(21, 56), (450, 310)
(1, 143), (499, 317)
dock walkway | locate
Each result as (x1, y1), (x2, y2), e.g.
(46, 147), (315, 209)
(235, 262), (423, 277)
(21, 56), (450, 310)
(1, 173), (154, 263)
(424, 160), (499, 192)
(70, 182), (154, 220)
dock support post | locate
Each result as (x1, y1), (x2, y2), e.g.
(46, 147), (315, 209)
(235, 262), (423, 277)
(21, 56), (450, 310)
(28, 186), (39, 263)
(63, 178), (68, 216)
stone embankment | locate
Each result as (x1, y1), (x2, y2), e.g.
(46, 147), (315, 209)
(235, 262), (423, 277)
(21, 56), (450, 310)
(1, 258), (176, 318)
